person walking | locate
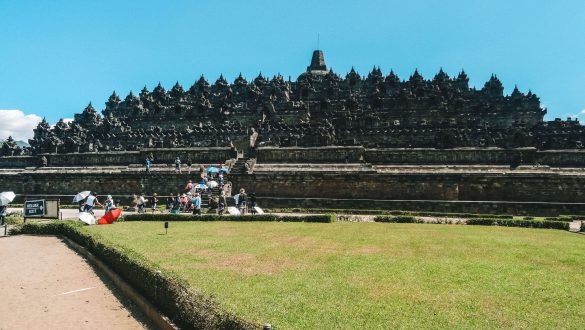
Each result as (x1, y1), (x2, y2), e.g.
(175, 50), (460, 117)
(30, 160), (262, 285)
(218, 190), (226, 215)
(166, 193), (174, 213)
(145, 158), (151, 174)
(186, 156), (193, 174)
(0, 204), (7, 226)
(237, 188), (247, 215)
(150, 193), (159, 213)
(84, 193), (102, 214)
(193, 192), (202, 215)
(172, 193), (181, 214)
(137, 193), (146, 214)
(249, 193), (257, 215)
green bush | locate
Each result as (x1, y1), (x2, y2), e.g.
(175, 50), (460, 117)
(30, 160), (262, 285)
(266, 208), (513, 219)
(124, 213), (335, 223)
(466, 218), (569, 230)
(373, 216), (418, 223)
(544, 217), (573, 222)
(11, 221), (260, 329)
(561, 215), (585, 221)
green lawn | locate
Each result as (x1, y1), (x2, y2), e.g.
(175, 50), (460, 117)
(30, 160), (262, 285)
(82, 222), (585, 329)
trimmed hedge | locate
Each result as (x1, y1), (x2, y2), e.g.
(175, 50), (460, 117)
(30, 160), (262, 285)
(373, 216), (418, 223)
(543, 217), (574, 222)
(466, 218), (570, 230)
(124, 213), (336, 223)
(266, 208), (513, 219)
(10, 221), (260, 329)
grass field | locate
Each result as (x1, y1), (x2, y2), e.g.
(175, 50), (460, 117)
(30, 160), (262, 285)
(82, 222), (585, 329)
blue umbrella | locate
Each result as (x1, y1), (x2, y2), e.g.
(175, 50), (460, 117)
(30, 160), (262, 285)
(207, 167), (220, 173)
(219, 167), (229, 173)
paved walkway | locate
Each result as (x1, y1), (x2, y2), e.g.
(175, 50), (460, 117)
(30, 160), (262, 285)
(0, 235), (150, 329)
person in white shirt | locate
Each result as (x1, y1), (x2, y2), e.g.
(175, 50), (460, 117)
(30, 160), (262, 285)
(83, 193), (102, 213)
(137, 194), (146, 213)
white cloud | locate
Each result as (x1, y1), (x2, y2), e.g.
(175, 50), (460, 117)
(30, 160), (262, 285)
(0, 110), (42, 141)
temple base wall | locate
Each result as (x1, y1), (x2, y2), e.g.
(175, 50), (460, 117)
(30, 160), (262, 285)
(1, 168), (584, 216)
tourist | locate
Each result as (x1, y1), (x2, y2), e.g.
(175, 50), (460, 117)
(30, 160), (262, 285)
(193, 192), (202, 215)
(84, 193), (102, 214)
(137, 193), (146, 213)
(237, 188), (247, 215)
(185, 180), (193, 193)
(185, 192), (194, 211)
(104, 195), (116, 214)
(249, 193), (257, 214)
(180, 194), (188, 211)
(172, 193), (181, 214)
(174, 156), (181, 173)
(166, 193), (174, 213)
(218, 190), (226, 215)
(218, 172), (224, 187)
(150, 193), (159, 213)
(186, 156), (193, 174)
(0, 204), (6, 226)
(145, 157), (151, 174)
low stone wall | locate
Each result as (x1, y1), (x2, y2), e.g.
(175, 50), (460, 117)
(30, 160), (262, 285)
(257, 146), (365, 163)
(46, 151), (142, 166)
(0, 148), (232, 168)
(536, 150), (585, 167)
(364, 148), (537, 165)
(0, 156), (36, 168)
(256, 147), (585, 167)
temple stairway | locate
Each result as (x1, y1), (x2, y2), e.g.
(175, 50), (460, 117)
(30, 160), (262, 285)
(229, 157), (249, 174)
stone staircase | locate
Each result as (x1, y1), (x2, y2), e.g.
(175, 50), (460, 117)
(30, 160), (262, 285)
(230, 157), (249, 174)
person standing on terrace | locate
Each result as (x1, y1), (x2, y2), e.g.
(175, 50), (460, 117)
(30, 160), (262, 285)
(174, 156), (182, 173)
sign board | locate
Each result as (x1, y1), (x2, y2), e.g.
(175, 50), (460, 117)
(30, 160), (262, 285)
(44, 200), (60, 218)
(24, 200), (45, 217)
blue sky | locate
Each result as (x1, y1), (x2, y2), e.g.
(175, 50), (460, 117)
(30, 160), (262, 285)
(1, 0), (584, 140)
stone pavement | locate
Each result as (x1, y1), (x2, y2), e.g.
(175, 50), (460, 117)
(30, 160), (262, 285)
(0, 235), (152, 329)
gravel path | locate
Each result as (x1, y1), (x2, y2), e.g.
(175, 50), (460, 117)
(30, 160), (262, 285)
(0, 235), (150, 329)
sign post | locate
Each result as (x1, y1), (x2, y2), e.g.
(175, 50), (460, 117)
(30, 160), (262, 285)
(24, 200), (46, 222)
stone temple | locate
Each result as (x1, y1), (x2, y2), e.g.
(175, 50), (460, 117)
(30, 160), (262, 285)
(1, 50), (585, 216)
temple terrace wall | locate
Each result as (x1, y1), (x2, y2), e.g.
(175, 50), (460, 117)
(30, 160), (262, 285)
(1, 167), (585, 216)
(0, 148), (231, 168)
(3, 147), (585, 167)
(256, 147), (585, 166)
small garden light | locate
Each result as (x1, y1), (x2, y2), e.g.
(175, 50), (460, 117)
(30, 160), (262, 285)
(164, 221), (169, 234)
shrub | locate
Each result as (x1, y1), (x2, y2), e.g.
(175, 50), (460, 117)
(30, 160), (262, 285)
(581, 222), (585, 232)
(265, 208), (513, 219)
(544, 217), (573, 222)
(562, 215), (585, 221)
(523, 216), (534, 220)
(11, 221), (260, 329)
(373, 216), (417, 223)
(466, 218), (569, 230)
(123, 213), (335, 223)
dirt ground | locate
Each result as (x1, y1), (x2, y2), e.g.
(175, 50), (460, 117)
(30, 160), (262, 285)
(0, 235), (153, 329)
